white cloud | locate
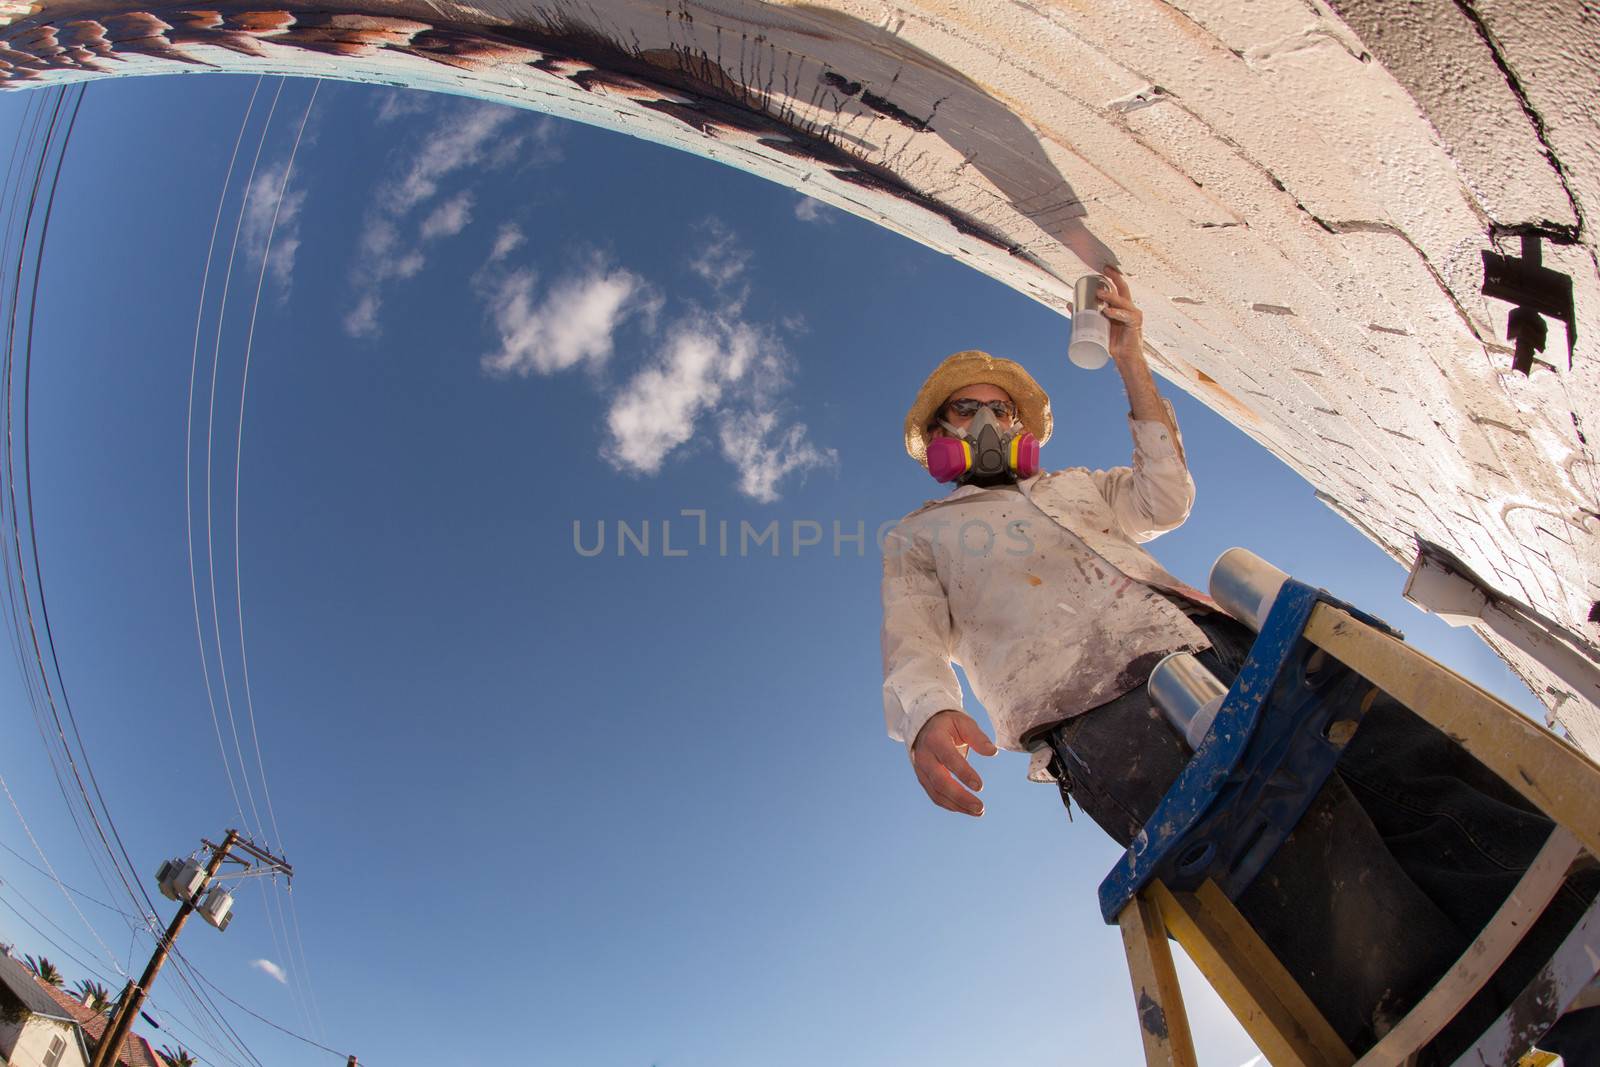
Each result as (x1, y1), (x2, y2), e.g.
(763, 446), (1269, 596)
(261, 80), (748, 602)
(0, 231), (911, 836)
(603, 318), (746, 474)
(794, 196), (833, 224)
(241, 161), (308, 299)
(345, 102), (563, 338)
(688, 219), (751, 290)
(477, 220), (833, 502)
(488, 223), (525, 264)
(602, 313), (834, 500)
(343, 293), (380, 338)
(344, 218), (425, 338)
(385, 106), (519, 214)
(481, 263), (654, 377)
(375, 88), (431, 124)
(716, 407), (835, 503)
(420, 191), (474, 241)
(249, 959), (288, 985)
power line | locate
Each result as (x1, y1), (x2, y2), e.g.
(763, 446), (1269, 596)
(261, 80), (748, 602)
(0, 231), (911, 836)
(0, 89), (148, 974)
(1, 79), (156, 965)
(0, 786), (132, 974)
(0, 129), (133, 930)
(0, 835), (142, 921)
(170, 74), (341, 1062)
(0, 94), (40, 600)
(196, 73), (318, 1040)
(0, 779), (131, 973)
(187, 75), (265, 829)
(232, 77), (328, 1041)
(0, 891), (117, 991)
(186, 75), (309, 1052)
(251, 880), (303, 1033)
(168, 80), (297, 1067)
(1, 84), (266, 1067)
(274, 881), (318, 1037)
(204, 77), (285, 854)
(0, 85), (192, 1065)
(181, 945), (352, 1058)
(236, 77), (319, 858)
(158, 956), (255, 1067)
(0, 879), (122, 978)
(13, 82), (197, 995)
(9, 85), (146, 920)
(168, 77), (342, 1066)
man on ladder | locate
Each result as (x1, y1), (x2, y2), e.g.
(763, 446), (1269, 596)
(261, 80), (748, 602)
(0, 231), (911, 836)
(878, 266), (1598, 1062)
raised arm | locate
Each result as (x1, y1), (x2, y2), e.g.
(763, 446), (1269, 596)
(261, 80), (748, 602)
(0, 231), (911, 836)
(1100, 264), (1183, 462)
(1088, 265), (1197, 541)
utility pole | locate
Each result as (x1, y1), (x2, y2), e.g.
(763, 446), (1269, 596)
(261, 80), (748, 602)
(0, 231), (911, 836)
(91, 829), (290, 1067)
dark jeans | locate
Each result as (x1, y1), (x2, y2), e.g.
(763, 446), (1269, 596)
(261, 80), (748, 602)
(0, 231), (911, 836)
(1043, 611), (1598, 1062)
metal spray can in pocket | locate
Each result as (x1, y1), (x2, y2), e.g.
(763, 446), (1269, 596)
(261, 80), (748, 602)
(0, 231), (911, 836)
(1068, 274), (1111, 370)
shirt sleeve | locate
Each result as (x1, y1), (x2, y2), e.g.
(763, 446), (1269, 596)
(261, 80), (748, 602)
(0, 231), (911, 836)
(880, 522), (963, 761)
(1087, 397), (1196, 543)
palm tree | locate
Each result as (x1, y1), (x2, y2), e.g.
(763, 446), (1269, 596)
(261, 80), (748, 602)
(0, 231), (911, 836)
(23, 954), (63, 986)
(74, 979), (112, 1012)
(159, 1044), (197, 1067)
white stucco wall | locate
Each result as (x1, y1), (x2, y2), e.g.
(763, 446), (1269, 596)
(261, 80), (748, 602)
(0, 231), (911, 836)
(1, 0), (1595, 745)
(1, 1016), (85, 1067)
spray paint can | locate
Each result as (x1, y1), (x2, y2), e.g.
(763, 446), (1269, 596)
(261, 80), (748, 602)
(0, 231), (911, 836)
(1068, 274), (1112, 370)
(1149, 651), (1229, 750)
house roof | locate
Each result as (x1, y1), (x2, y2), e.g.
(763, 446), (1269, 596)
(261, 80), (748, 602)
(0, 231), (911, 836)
(0, 951), (77, 1023)
(29, 972), (165, 1067)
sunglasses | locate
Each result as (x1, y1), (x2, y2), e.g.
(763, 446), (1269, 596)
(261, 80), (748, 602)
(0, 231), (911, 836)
(944, 398), (1017, 421)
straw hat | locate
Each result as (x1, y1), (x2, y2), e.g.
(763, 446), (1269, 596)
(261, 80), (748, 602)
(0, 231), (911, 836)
(903, 349), (1052, 468)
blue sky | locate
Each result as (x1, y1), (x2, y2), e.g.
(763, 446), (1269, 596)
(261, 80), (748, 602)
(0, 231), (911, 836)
(0, 73), (1545, 1066)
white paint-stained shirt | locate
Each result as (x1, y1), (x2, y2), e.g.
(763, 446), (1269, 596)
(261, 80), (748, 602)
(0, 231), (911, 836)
(880, 401), (1216, 780)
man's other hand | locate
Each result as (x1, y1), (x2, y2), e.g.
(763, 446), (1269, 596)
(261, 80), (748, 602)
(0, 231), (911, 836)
(911, 710), (999, 816)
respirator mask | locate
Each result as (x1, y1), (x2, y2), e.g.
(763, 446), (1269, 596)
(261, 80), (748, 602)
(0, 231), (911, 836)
(926, 404), (1041, 486)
